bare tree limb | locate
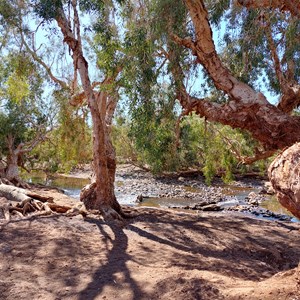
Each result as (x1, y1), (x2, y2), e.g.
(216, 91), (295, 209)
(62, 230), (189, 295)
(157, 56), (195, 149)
(262, 19), (300, 113)
(241, 149), (277, 164)
(19, 30), (69, 90)
(169, 0), (300, 151)
(265, 22), (286, 89)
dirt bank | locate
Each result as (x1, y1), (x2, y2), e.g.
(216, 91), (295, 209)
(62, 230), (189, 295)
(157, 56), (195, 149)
(1, 204), (300, 300)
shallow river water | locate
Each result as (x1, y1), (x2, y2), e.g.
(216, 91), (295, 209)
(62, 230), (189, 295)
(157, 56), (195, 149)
(23, 171), (298, 222)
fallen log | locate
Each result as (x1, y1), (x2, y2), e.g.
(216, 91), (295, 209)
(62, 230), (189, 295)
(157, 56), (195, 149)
(0, 183), (88, 219)
(0, 184), (31, 202)
(0, 184), (54, 203)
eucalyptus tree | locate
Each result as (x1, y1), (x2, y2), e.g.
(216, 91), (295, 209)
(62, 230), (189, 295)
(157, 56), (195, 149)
(172, 0), (300, 154)
(28, 0), (124, 218)
(0, 0), (134, 219)
(2, 0), (300, 219)
(0, 52), (50, 186)
(168, 0), (300, 217)
(118, 0), (300, 217)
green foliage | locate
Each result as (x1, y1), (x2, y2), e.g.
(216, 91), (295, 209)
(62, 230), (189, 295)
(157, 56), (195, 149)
(219, 5), (300, 94)
(129, 89), (180, 173)
(179, 116), (238, 184)
(33, 0), (63, 20)
(0, 102), (30, 153)
(0, 96), (48, 165)
(0, 51), (48, 158)
(119, 107), (265, 183)
(46, 89), (92, 173)
(111, 116), (135, 163)
(206, 0), (231, 26)
(1, 0), (287, 182)
(6, 73), (30, 102)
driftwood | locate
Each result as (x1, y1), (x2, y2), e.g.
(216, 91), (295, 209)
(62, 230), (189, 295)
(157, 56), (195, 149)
(0, 184), (87, 220)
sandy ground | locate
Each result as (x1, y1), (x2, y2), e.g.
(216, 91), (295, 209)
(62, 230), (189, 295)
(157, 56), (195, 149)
(1, 200), (300, 300)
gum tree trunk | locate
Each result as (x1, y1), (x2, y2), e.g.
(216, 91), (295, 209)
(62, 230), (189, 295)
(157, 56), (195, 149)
(173, 0), (300, 152)
(1, 136), (31, 188)
(55, 3), (122, 218)
(268, 143), (300, 220)
(174, 0), (300, 218)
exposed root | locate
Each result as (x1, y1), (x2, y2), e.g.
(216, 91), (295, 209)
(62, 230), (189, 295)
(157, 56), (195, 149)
(100, 206), (126, 226)
(0, 183), (88, 220)
(0, 177), (30, 189)
(0, 178), (14, 186)
(80, 182), (138, 221)
(121, 206), (139, 218)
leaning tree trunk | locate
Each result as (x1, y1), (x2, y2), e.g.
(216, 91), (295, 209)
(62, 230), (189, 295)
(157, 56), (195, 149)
(174, 0), (300, 218)
(5, 136), (22, 183)
(268, 143), (300, 220)
(172, 0), (300, 152)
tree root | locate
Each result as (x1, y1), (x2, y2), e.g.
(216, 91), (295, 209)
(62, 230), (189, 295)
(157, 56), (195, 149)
(0, 182), (137, 223)
(0, 183), (88, 220)
(0, 178), (30, 189)
(100, 206), (126, 226)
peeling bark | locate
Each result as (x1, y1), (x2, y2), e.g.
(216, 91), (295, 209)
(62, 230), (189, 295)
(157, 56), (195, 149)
(54, 2), (123, 218)
(173, 0), (300, 151)
(174, 0), (300, 217)
(268, 143), (300, 219)
(183, 94), (300, 150)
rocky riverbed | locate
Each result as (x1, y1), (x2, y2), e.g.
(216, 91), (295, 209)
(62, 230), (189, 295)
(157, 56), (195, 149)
(66, 164), (296, 222)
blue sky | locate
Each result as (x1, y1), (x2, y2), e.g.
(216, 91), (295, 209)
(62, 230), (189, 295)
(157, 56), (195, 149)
(29, 6), (279, 107)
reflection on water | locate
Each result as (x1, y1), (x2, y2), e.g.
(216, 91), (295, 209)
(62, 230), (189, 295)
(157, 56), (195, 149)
(261, 195), (293, 216)
(22, 171), (90, 199)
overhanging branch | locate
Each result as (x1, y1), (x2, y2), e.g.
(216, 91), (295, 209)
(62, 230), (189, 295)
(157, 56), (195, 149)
(237, 0), (300, 18)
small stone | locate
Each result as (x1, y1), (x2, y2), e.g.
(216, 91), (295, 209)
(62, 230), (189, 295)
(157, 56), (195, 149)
(248, 199), (259, 206)
(0, 245), (12, 253)
(136, 195), (143, 203)
(201, 204), (223, 211)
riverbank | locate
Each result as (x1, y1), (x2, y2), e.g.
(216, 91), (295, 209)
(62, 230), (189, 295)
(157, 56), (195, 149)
(1, 206), (300, 300)
(2, 165), (300, 299)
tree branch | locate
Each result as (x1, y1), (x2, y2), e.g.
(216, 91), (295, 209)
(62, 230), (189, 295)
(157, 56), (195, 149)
(240, 149), (277, 165)
(19, 30), (68, 90)
(265, 22), (286, 89)
(237, 0), (300, 18)
(174, 1), (269, 106)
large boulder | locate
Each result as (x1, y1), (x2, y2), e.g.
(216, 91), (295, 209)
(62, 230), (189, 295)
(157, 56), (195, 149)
(268, 142), (300, 219)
